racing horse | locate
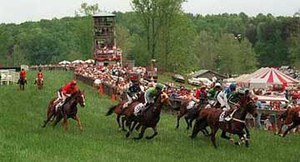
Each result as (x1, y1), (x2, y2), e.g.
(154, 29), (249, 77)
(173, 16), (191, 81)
(42, 90), (86, 131)
(18, 78), (27, 90)
(106, 92), (145, 131)
(276, 107), (300, 137)
(124, 92), (172, 140)
(191, 96), (257, 148)
(34, 78), (43, 89)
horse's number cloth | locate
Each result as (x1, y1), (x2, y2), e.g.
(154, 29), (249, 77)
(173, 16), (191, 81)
(219, 111), (226, 122)
(134, 103), (144, 116)
(187, 101), (196, 109)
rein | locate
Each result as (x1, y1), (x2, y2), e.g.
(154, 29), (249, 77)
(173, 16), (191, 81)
(232, 118), (246, 124)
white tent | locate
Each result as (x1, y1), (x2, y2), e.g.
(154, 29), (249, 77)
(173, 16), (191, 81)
(84, 59), (95, 64)
(71, 60), (84, 64)
(58, 60), (71, 64)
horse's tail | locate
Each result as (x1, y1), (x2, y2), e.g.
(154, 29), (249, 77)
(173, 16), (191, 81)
(106, 105), (117, 116)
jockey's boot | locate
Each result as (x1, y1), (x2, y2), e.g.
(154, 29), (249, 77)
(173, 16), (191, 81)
(224, 111), (232, 121)
(224, 115), (232, 122)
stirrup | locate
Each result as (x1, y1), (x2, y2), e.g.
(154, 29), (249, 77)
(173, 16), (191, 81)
(225, 116), (232, 121)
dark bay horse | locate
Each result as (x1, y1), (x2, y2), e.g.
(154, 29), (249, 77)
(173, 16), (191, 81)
(18, 78), (27, 90)
(175, 99), (209, 131)
(124, 92), (172, 140)
(276, 107), (300, 137)
(191, 96), (257, 148)
(106, 92), (145, 131)
(42, 90), (86, 131)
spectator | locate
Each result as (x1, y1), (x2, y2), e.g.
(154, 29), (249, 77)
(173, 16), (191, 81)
(254, 96), (263, 129)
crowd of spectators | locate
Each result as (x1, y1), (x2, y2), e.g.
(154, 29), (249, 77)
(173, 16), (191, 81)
(278, 66), (300, 80)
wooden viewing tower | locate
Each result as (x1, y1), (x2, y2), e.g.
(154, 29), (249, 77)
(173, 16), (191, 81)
(93, 12), (122, 65)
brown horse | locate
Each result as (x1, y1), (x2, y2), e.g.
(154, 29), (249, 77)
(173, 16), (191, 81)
(191, 96), (257, 148)
(42, 90), (86, 131)
(34, 78), (43, 89)
(106, 92), (145, 131)
(175, 100), (209, 135)
(276, 107), (300, 137)
(124, 92), (172, 140)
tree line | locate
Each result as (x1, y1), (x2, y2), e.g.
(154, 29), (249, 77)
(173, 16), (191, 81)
(0, 1), (299, 75)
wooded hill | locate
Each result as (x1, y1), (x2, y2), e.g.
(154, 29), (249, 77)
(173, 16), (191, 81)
(0, 2), (299, 74)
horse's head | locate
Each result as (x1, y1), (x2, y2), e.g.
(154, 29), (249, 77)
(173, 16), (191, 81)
(74, 90), (86, 108)
(244, 96), (258, 117)
(159, 92), (172, 107)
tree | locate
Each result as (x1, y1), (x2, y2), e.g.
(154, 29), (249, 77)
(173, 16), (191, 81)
(75, 3), (100, 16)
(217, 33), (257, 74)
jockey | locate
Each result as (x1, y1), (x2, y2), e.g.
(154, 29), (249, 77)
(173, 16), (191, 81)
(123, 80), (144, 108)
(18, 68), (27, 84)
(35, 69), (43, 84)
(139, 83), (165, 114)
(198, 85), (208, 105)
(208, 83), (222, 107)
(208, 83), (222, 100)
(217, 83), (237, 111)
(55, 80), (79, 112)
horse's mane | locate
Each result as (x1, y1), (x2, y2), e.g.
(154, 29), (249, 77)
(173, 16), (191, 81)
(239, 95), (252, 107)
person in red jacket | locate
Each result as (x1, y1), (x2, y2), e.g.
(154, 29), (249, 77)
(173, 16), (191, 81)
(195, 85), (208, 105)
(55, 80), (79, 112)
(34, 69), (43, 84)
(18, 68), (27, 84)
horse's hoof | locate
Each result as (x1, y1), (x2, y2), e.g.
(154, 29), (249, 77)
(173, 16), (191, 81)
(145, 136), (153, 140)
(134, 137), (142, 140)
(126, 132), (130, 138)
(234, 142), (241, 146)
(245, 142), (249, 148)
(190, 135), (196, 139)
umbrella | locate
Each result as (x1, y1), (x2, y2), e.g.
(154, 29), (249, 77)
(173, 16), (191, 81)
(58, 60), (71, 64)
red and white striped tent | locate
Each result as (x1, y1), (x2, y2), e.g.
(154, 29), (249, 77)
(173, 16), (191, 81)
(236, 67), (299, 89)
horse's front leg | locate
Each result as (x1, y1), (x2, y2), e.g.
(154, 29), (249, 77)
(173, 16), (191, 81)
(190, 118), (205, 139)
(134, 126), (147, 140)
(121, 116), (126, 131)
(146, 126), (158, 139)
(42, 112), (54, 128)
(63, 115), (69, 131)
(75, 115), (83, 131)
(52, 114), (62, 127)
(116, 114), (121, 129)
(184, 115), (190, 130)
(125, 118), (133, 138)
(210, 127), (219, 149)
(282, 122), (299, 137)
(176, 113), (182, 129)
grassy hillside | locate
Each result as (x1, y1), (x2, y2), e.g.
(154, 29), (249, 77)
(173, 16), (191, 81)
(0, 71), (299, 162)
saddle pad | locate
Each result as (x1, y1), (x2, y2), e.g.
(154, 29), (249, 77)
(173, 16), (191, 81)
(134, 103), (144, 116)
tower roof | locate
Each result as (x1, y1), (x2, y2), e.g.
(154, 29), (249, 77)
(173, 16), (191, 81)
(93, 12), (115, 17)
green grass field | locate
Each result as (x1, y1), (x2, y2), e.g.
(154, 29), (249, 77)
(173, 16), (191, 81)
(1, 71), (300, 162)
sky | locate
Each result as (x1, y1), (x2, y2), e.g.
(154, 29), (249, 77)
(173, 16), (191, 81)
(0, 0), (299, 24)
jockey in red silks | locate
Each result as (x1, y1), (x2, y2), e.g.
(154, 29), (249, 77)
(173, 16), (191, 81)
(55, 80), (79, 112)
(19, 68), (26, 81)
(35, 69), (43, 84)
